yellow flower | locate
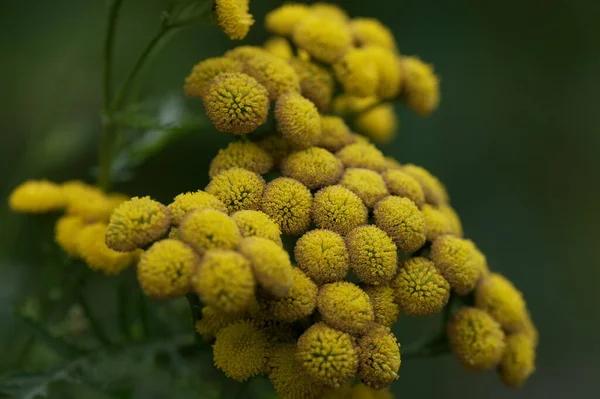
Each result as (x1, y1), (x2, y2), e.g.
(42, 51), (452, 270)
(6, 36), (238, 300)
(231, 209), (282, 246)
(354, 103), (398, 143)
(9, 179), (66, 213)
(214, 0), (254, 40)
(192, 249), (255, 312)
(357, 324), (400, 390)
(281, 147), (343, 190)
(381, 168), (425, 207)
(294, 229), (349, 285)
(447, 307), (506, 371)
(350, 383), (394, 399)
(65, 188), (120, 222)
(195, 305), (243, 340)
(184, 57), (243, 98)
(498, 333), (536, 388)
(363, 286), (400, 327)
(373, 196), (426, 253)
(205, 167), (266, 213)
(238, 236), (294, 297)
(261, 177), (313, 235)
(310, 2), (349, 23)
(54, 215), (86, 257)
(318, 115), (354, 152)
(263, 36), (294, 60)
(178, 209), (240, 255)
(336, 143), (386, 172)
(420, 204), (452, 242)
(167, 190), (227, 225)
(292, 15), (352, 64)
(225, 45), (269, 62)
(332, 94), (379, 115)
(213, 320), (269, 381)
(275, 92), (321, 148)
(289, 58), (335, 112)
(391, 257), (450, 316)
(203, 72), (269, 134)
(257, 134), (294, 167)
(264, 3), (310, 36)
(475, 273), (528, 332)
(363, 46), (403, 100)
(78, 223), (134, 274)
(105, 196), (171, 252)
(400, 56), (440, 116)
(346, 225), (397, 286)
(137, 239), (197, 299)
(438, 204), (463, 237)
(350, 18), (397, 51)
(430, 235), (481, 295)
(401, 164), (449, 206)
(242, 53), (300, 100)
(209, 141), (273, 178)
(268, 343), (324, 399)
(296, 322), (358, 388)
(383, 157), (402, 171)
(465, 239), (489, 276)
(264, 268), (318, 322)
(317, 281), (374, 334)
(312, 185), (368, 236)
(333, 49), (379, 97)
(339, 168), (389, 208)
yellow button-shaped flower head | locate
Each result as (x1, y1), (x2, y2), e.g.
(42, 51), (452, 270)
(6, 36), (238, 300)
(184, 57), (243, 98)
(363, 285), (400, 327)
(282, 147), (343, 190)
(264, 3), (310, 36)
(391, 257), (450, 316)
(295, 229), (349, 285)
(105, 196), (171, 252)
(465, 239), (489, 276)
(313, 185), (368, 236)
(179, 209), (240, 255)
(263, 36), (294, 60)
(261, 177), (313, 235)
(268, 343), (324, 399)
(401, 164), (449, 206)
(447, 307), (506, 371)
(231, 209), (282, 246)
(346, 225), (397, 285)
(239, 236), (294, 297)
(430, 235), (481, 295)
(336, 143), (387, 172)
(310, 2), (349, 22)
(340, 168), (389, 208)
(65, 187), (122, 222)
(317, 281), (374, 334)
(225, 45), (269, 62)
(293, 15), (352, 64)
(354, 103), (398, 143)
(78, 223), (134, 275)
(257, 134), (294, 167)
(318, 115), (354, 152)
(373, 196), (426, 253)
(383, 157), (403, 171)
(195, 305), (243, 340)
(438, 204), (463, 237)
(167, 190), (227, 225)
(381, 169), (425, 207)
(205, 167), (266, 213)
(289, 58), (335, 112)
(193, 249), (255, 313)
(209, 141), (273, 178)
(475, 273), (528, 332)
(400, 56), (440, 117)
(54, 215), (86, 257)
(296, 322), (359, 388)
(214, 0), (254, 40)
(498, 333), (536, 388)
(363, 46), (403, 100)
(264, 268), (318, 322)
(203, 72), (269, 134)
(357, 324), (401, 390)
(421, 204), (453, 242)
(243, 53), (300, 100)
(332, 94), (379, 116)
(350, 18), (397, 51)
(213, 320), (269, 381)
(137, 239), (197, 299)
(9, 179), (66, 213)
(275, 92), (321, 148)
(333, 48), (379, 97)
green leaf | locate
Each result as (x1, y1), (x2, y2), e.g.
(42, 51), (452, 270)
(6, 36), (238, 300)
(0, 365), (82, 399)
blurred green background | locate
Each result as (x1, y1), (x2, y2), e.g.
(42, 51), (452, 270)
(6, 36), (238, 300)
(1, 0), (598, 397)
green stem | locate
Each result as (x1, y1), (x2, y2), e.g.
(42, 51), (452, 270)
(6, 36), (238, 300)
(103, 0), (125, 109)
(185, 293), (202, 342)
(78, 292), (113, 346)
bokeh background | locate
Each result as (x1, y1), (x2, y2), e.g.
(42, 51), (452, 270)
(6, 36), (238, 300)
(1, 0), (598, 398)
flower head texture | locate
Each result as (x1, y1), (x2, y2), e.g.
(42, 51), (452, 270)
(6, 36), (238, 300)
(167, 190), (227, 225)
(346, 225), (397, 285)
(77, 223), (134, 274)
(339, 168), (389, 208)
(296, 322), (358, 388)
(401, 164), (448, 206)
(475, 273), (528, 332)
(264, 3), (311, 36)
(498, 333), (536, 388)
(332, 94), (378, 115)
(391, 257), (450, 316)
(447, 307), (506, 371)
(357, 324), (401, 389)
(261, 177), (313, 235)
(54, 215), (86, 257)
(203, 72), (269, 134)
(214, 0), (254, 40)
(264, 268), (318, 322)
(354, 103), (398, 143)
(65, 187), (123, 222)
(184, 57), (243, 98)
(294, 229), (349, 285)
(9, 179), (66, 213)
(465, 239), (490, 276)
(363, 286), (400, 327)
(192, 249), (255, 312)
(430, 235), (481, 295)
(373, 196), (426, 253)
(268, 343), (324, 399)
(383, 157), (403, 171)
(381, 169), (425, 207)
(275, 92), (321, 148)
(350, 18), (397, 50)
(281, 147), (343, 189)
(421, 204), (453, 242)
(209, 141), (273, 178)
(195, 305), (243, 340)
(231, 209), (282, 246)
(310, 3), (349, 22)
(312, 185), (368, 235)
(292, 15), (352, 64)
(257, 135), (294, 167)
(317, 281), (374, 334)
(336, 143), (386, 172)
(137, 239), (197, 299)
(318, 115), (354, 152)
(179, 209), (240, 255)
(438, 204), (463, 237)
(263, 36), (293, 60)
(225, 45), (269, 62)
(289, 58), (335, 112)
(333, 48), (379, 97)
(205, 167), (265, 213)
(363, 46), (403, 100)
(243, 53), (300, 100)
(401, 56), (440, 116)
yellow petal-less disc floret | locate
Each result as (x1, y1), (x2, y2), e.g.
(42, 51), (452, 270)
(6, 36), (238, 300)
(238, 236), (294, 297)
(289, 58), (335, 112)
(231, 209), (282, 246)
(78, 223), (134, 274)
(214, 0), (254, 40)
(263, 36), (294, 60)
(383, 157), (402, 171)
(209, 141), (274, 178)
(295, 229), (349, 285)
(312, 185), (368, 236)
(391, 257), (450, 316)
(381, 168), (425, 207)
(264, 3), (310, 36)
(54, 215), (86, 257)
(224, 45), (269, 62)
(363, 286), (400, 327)
(354, 103), (398, 143)
(292, 15), (352, 64)
(242, 53), (300, 100)
(184, 57), (243, 98)
(167, 190), (227, 225)
(318, 115), (354, 152)
(346, 225), (397, 286)
(203, 72), (269, 134)
(9, 179), (66, 213)
(401, 164), (449, 206)
(465, 239), (490, 277)
(213, 320), (269, 381)
(357, 324), (401, 390)
(447, 307), (506, 371)
(400, 56), (440, 117)
(421, 204), (453, 242)
(363, 46), (403, 100)
(373, 196), (426, 253)
(339, 168), (389, 208)
(65, 188), (119, 222)
(281, 147), (343, 190)
(105, 196), (171, 252)
(296, 322), (358, 388)
(350, 18), (397, 51)
(498, 333), (536, 388)
(317, 281), (374, 334)
(261, 177), (313, 236)
(438, 204), (463, 237)
(264, 268), (318, 322)
(257, 134), (294, 167)
(475, 273), (528, 332)
(195, 305), (244, 340)
(205, 167), (266, 213)
(192, 249), (255, 312)
(137, 239), (197, 299)
(332, 94), (378, 116)
(310, 2), (349, 22)
(179, 209), (240, 255)
(333, 49), (379, 97)
(268, 343), (324, 399)
(430, 235), (481, 295)
(275, 92), (321, 148)
(336, 143), (386, 172)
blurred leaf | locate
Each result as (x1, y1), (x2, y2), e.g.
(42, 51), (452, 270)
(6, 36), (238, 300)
(0, 365), (81, 399)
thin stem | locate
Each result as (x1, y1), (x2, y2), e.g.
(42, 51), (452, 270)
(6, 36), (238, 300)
(103, 0), (125, 109)
(185, 293), (202, 342)
(97, 122), (117, 190)
(78, 292), (113, 346)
